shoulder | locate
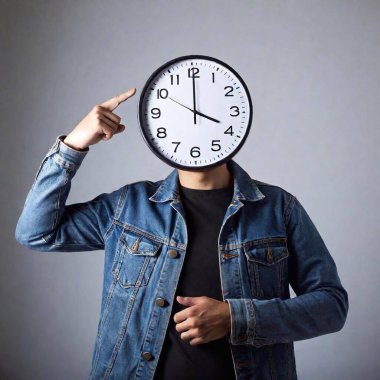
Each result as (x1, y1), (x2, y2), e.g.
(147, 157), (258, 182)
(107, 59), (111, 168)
(124, 178), (163, 196)
(253, 178), (296, 199)
(252, 178), (298, 223)
(126, 178), (161, 188)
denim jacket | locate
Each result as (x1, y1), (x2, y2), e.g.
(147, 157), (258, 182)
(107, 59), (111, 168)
(15, 134), (348, 380)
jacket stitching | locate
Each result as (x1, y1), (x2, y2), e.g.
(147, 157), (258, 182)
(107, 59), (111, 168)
(113, 221), (168, 245)
(283, 195), (296, 228)
(104, 286), (140, 379)
(90, 280), (117, 378)
(104, 185), (128, 243)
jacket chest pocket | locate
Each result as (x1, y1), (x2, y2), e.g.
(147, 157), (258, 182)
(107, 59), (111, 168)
(243, 238), (289, 299)
(112, 230), (163, 289)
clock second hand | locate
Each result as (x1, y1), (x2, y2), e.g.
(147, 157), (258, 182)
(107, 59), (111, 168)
(168, 97), (220, 124)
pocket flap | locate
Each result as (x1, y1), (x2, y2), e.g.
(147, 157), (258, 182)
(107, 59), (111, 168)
(244, 240), (289, 266)
(121, 231), (162, 256)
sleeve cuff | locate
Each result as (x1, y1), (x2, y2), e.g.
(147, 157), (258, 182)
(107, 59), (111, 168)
(224, 298), (256, 345)
(225, 298), (279, 347)
(47, 134), (89, 169)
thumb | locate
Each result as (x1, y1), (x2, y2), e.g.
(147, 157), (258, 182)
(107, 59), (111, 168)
(176, 296), (198, 306)
(115, 124), (125, 134)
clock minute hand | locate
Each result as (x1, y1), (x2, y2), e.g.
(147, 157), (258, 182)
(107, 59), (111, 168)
(168, 97), (220, 124)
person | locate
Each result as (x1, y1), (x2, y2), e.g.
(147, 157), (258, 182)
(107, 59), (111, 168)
(15, 88), (349, 380)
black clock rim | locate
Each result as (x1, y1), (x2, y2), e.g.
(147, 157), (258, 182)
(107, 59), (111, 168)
(137, 54), (253, 172)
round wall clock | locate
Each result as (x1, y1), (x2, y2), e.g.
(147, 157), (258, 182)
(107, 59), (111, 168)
(138, 55), (252, 171)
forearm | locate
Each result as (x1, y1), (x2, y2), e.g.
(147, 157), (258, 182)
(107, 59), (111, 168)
(15, 135), (89, 250)
(225, 284), (348, 346)
(225, 194), (349, 346)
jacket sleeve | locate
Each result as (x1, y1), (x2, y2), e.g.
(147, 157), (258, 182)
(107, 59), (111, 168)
(224, 195), (349, 346)
(15, 135), (126, 252)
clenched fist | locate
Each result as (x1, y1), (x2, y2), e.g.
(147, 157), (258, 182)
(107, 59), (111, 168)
(173, 295), (232, 346)
(63, 87), (137, 151)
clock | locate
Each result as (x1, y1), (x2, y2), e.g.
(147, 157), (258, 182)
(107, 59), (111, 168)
(138, 55), (252, 171)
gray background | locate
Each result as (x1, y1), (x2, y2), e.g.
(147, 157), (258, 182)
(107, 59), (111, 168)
(1, 0), (379, 379)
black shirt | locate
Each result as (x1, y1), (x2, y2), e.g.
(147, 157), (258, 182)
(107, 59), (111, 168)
(153, 183), (236, 380)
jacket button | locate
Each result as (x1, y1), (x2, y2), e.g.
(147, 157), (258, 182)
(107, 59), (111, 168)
(142, 351), (152, 361)
(168, 249), (178, 258)
(156, 297), (166, 307)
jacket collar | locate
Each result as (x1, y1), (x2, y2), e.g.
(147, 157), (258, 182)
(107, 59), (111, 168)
(148, 159), (265, 203)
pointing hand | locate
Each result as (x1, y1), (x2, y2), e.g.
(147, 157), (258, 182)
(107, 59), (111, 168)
(63, 87), (137, 151)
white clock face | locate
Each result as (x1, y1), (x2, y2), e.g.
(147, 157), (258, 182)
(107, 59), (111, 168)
(138, 55), (252, 170)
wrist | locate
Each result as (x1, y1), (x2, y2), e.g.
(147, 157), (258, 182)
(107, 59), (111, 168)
(223, 301), (232, 334)
(63, 136), (88, 151)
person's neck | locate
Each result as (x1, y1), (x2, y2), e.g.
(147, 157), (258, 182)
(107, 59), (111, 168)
(177, 163), (233, 190)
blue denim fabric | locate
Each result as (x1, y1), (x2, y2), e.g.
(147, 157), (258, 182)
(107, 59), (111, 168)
(15, 134), (349, 380)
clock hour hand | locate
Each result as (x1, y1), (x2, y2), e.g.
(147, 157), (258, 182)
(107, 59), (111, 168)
(168, 97), (220, 124)
(195, 109), (220, 124)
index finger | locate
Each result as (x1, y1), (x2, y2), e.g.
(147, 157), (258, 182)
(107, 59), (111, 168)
(173, 308), (189, 324)
(100, 87), (137, 111)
